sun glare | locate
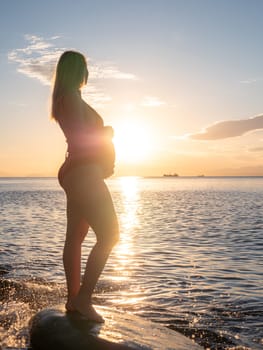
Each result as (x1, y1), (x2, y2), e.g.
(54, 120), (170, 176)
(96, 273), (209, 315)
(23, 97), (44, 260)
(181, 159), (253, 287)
(113, 120), (153, 163)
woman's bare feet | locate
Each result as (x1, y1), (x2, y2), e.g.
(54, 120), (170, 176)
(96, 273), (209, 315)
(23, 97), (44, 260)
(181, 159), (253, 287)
(65, 297), (104, 323)
(65, 300), (75, 312)
(77, 304), (104, 323)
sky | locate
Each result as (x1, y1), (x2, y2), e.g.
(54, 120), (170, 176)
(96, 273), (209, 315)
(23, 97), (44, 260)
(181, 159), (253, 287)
(1, 0), (263, 177)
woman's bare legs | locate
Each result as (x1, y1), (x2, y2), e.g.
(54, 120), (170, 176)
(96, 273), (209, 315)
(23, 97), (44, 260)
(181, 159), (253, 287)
(72, 179), (119, 322)
(72, 230), (119, 321)
(63, 214), (89, 310)
(62, 166), (119, 322)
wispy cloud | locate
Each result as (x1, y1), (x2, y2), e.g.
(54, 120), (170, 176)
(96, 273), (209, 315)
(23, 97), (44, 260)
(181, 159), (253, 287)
(82, 85), (112, 109)
(240, 77), (263, 84)
(89, 61), (137, 80)
(8, 34), (62, 85)
(8, 34), (137, 106)
(141, 96), (166, 107)
(189, 115), (263, 140)
(248, 146), (263, 152)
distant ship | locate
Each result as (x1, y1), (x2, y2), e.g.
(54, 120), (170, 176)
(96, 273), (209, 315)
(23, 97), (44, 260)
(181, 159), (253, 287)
(163, 173), (179, 177)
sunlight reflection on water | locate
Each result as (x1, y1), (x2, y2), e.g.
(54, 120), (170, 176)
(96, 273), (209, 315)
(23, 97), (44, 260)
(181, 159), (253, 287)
(113, 177), (139, 282)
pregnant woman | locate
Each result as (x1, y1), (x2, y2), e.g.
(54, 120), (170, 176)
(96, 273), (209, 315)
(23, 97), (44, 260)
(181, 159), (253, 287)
(51, 51), (119, 323)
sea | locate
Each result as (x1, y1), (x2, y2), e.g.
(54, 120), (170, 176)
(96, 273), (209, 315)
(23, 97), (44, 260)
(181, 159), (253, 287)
(0, 176), (262, 350)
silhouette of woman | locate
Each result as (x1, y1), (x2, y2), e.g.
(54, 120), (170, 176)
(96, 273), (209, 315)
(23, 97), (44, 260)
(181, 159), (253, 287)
(51, 51), (119, 322)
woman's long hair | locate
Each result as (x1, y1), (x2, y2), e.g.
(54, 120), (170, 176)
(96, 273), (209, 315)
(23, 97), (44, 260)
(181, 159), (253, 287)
(51, 51), (88, 120)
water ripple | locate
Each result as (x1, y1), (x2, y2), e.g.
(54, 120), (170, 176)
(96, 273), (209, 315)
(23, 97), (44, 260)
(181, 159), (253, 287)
(0, 177), (263, 349)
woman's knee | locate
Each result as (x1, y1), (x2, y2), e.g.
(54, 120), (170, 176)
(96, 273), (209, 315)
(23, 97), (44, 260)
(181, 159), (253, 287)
(110, 228), (120, 246)
(97, 226), (119, 249)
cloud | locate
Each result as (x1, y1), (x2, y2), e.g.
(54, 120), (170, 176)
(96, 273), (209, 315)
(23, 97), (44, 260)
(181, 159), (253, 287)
(8, 35), (62, 85)
(141, 96), (166, 107)
(248, 146), (263, 152)
(89, 61), (137, 80)
(8, 35), (137, 83)
(82, 85), (112, 109)
(8, 34), (137, 107)
(240, 77), (263, 84)
(189, 115), (263, 140)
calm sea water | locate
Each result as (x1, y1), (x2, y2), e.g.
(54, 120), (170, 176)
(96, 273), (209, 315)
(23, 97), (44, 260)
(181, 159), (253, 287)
(0, 176), (262, 349)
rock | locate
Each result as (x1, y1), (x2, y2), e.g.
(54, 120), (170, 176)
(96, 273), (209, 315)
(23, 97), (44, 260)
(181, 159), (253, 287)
(29, 306), (203, 350)
(29, 309), (134, 350)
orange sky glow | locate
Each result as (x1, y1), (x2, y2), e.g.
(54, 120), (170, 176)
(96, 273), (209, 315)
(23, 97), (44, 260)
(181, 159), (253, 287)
(1, 1), (263, 177)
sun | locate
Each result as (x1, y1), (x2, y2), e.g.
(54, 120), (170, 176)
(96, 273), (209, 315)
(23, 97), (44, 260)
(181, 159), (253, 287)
(113, 120), (153, 163)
